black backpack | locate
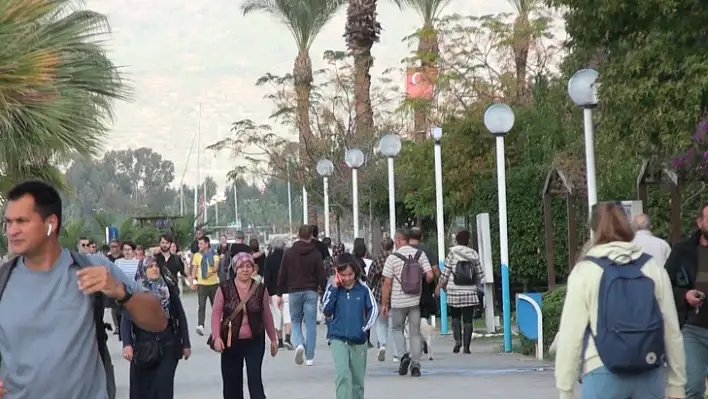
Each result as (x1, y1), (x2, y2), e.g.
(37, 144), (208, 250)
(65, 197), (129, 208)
(453, 260), (478, 286)
(0, 252), (115, 398)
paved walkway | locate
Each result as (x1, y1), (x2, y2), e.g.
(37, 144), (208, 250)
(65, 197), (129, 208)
(107, 293), (558, 398)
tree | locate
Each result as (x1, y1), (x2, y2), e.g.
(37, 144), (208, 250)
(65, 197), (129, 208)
(344, 0), (382, 138)
(0, 0), (128, 196)
(393, 0), (451, 141)
(241, 0), (346, 223)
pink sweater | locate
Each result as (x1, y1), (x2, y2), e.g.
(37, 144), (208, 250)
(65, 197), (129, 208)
(211, 283), (276, 342)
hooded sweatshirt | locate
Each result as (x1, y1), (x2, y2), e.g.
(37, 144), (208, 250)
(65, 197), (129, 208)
(554, 241), (685, 399)
(277, 240), (326, 296)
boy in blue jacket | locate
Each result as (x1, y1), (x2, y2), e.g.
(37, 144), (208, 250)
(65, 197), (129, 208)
(322, 253), (378, 399)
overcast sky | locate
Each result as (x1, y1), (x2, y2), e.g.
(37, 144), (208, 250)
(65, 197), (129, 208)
(86, 0), (519, 189)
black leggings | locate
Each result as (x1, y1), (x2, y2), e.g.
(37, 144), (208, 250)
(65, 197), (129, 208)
(221, 335), (266, 399)
(449, 306), (475, 324)
(129, 344), (180, 399)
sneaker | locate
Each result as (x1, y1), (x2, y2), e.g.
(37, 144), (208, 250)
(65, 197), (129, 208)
(284, 340), (294, 351)
(278, 342), (285, 349)
(305, 359), (315, 366)
(294, 345), (305, 365)
(410, 366), (421, 377)
(367, 341), (374, 349)
(398, 353), (411, 376)
(392, 356), (399, 363)
(377, 346), (386, 362)
(196, 325), (204, 336)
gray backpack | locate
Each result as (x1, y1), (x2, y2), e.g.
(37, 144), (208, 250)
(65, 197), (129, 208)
(393, 250), (424, 295)
(0, 252), (116, 399)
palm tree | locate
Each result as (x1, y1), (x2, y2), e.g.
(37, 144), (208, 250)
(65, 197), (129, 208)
(241, 0), (345, 223)
(393, 0), (450, 142)
(0, 0), (128, 196)
(344, 0), (381, 138)
(506, 0), (547, 100)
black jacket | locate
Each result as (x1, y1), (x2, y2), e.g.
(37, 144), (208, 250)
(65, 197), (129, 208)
(665, 231), (701, 327)
(263, 249), (285, 296)
(312, 239), (329, 261)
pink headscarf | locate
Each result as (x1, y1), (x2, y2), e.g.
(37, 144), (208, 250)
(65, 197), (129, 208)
(232, 252), (255, 269)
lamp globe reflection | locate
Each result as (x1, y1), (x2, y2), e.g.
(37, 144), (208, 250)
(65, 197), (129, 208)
(316, 159), (334, 177)
(568, 68), (599, 107)
(484, 104), (515, 136)
(379, 134), (402, 157)
(431, 126), (443, 141)
(345, 148), (365, 168)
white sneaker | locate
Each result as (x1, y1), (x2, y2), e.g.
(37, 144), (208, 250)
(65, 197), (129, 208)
(377, 346), (386, 362)
(305, 359), (315, 366)
(196, 325), (204, 336)
(392, 356), (399, 363)
(294, 345), (305, 365)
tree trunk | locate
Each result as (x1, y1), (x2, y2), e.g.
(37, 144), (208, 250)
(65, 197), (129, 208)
(413, 24), (439, 142)
(352, 49), (374, 137)
(293, 50), (317, 224)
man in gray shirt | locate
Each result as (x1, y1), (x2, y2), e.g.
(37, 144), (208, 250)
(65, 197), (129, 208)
(0, 180), (168, 399)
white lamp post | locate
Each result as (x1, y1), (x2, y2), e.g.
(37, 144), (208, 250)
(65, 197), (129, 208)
(302, 187), (308, 225)
(484, 103), (515, 353)
(378, 134), (402, 239)
(286, 162), (293, 236)
(316, 159), (334, 238)
(431, 126), (449, 334)
(568, 68), (599, 224)
(345, 148), (365, 238)
(208, 194), (227, 226)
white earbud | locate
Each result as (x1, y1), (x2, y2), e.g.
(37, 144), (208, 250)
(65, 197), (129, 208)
(47, 224), (53, 236)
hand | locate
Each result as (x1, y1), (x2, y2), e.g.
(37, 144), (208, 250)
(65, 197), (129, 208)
(380, 304), (389, 318)
(213, 337), (225, 352)
(77, 266), (125, 299)
(190, 280), (197, 290)
(182, 348), (191, 360)
(434, 286), (441, 297)
(686, 289), (705, 307)
(123, 345), (133, 361)
(0, 380), (6, 398)
(270, 341), (278, 357)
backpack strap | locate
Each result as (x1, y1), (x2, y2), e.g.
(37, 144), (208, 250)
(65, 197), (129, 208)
(0, 257), (20, 301)
(413, 250), (423, 261)
(392, 253), (408, 263)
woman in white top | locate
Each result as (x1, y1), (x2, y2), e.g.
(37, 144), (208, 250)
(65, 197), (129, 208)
(554, 203), (685, 399)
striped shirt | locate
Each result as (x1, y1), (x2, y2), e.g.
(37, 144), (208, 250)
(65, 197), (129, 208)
(114, 258), (140, 280)
(382, 245), (431, 308)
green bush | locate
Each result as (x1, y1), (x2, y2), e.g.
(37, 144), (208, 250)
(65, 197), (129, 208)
(542, 284), (567, 352)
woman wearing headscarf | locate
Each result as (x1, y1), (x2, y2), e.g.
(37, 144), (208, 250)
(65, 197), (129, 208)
(211, 253), (278, 399)
(121, 256), (191, 399)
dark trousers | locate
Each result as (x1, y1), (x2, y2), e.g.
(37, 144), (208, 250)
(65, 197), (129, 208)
(449, 306), (475, 324)
(197, 284), (218, 326)
(129, 344), (180, 399)
(221, 335), (266, 399)
(111, 305), (122, 339)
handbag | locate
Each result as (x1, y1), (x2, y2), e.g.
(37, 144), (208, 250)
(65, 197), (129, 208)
(133, 337), (163, 368)
(207, 282), (259, 351)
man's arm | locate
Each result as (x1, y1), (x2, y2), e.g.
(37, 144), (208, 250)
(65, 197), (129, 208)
(315, 256), (326, 292)
(381, 257), (394, 306)
(420, 252), (434, 283)
(107, 262), (167, 332)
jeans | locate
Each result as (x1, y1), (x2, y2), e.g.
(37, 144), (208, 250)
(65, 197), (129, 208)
(581, 366), (664, 399)
(684, 324), (708, 398)
(197, 284), (218, 326)
(330, 340), (367, 399)
(375, 315), (392, 348)
(391, 306), (422, 368)
(221, 335), (266, 399)
(289, 290), (319, 360)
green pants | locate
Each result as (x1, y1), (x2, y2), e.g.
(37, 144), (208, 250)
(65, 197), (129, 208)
(330, 339), (368, 399)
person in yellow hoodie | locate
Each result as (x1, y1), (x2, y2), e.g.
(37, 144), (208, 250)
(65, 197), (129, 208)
(554, 203), (686, 399)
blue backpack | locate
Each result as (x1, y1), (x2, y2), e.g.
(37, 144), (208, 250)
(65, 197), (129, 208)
(583, 254), (665, 375)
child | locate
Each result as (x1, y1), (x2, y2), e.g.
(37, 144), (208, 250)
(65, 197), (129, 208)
(322, 253), (379, 399)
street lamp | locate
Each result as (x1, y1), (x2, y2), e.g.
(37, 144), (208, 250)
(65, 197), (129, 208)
(484, 103), (515, 353)
(378, 134), (402, 239)
(344, 148), (365, 238)
(568, 68), (599, 223)
(316, 159), (334, 238)
(431, 126), (449, 334)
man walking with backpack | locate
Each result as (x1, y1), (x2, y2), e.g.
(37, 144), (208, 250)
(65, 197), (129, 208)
(0, 180), (168, 399)
(381, 228), (433, 377)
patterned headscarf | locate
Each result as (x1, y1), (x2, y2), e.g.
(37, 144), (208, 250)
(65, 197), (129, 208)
(332, 243), (345, 258)
(135, 255), (171, 316)
(325, 243), (346, 277)
(231, 252), (255, 271)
